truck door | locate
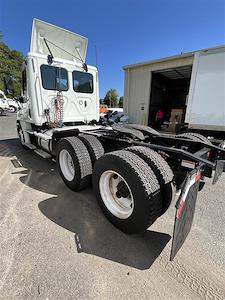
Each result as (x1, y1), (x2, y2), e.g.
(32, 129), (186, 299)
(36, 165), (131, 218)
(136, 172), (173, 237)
(70, 69), (99, 122)
(185, 47), (225, 131)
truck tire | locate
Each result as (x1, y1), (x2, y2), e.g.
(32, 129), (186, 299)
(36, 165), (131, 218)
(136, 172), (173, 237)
(9, 105), (17, 113)
(124, 123), (160, 136)
(177, 132), (212, 145)
(188, 133), (213, 145)
(125, 146), (174, 214)
(0, 108), (4, 115)
(17, 121), (27, 147)
(78, 134), (104, 165)
(56, 137), (92, 191)
(92, 150), (161, 234)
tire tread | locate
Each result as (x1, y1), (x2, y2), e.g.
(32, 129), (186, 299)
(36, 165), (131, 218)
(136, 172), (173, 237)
(176, 132), (212, 145)
(78, 134), (104, 165)
(93, 150), (162, 232)
(65, 137), (92, 179)
(125, 146), (174, 214)
(125, 146), (173, 184)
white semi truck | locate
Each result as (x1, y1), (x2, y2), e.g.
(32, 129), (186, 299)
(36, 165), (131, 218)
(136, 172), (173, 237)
(5, 19), (225, 260)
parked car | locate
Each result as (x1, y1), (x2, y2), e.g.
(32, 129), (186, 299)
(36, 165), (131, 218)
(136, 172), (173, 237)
(0, 90), (21, 113)
(7, 98), (20, 112)
(100, 109), (128, 125)
(107, 110), (129, 124)
(0, 91), (9, 115)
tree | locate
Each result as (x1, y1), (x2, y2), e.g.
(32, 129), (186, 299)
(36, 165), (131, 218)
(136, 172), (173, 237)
(119, 96), (123, 108)
(0, 39), (24, 96)
(104, 89), (119, 107)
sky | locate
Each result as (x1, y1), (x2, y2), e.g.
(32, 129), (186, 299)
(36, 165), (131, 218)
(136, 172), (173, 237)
(0, 0), (225, 98)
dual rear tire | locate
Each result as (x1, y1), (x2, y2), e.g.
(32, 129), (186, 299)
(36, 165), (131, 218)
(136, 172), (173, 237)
(56, 135), (104, 191)
(124, 146), (174, 214)
(176, 132), (212, 145)
(57, 136), (174, 234)
(93, 147), (174, 233)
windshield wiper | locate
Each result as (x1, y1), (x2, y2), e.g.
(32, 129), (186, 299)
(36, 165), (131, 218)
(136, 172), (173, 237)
(43, 38), (54, 65)
(44, 38), (88, 72)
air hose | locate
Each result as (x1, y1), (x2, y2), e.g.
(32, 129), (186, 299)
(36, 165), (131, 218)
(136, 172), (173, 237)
(45, 91), (64, 128)
(55, 91), (64, 127)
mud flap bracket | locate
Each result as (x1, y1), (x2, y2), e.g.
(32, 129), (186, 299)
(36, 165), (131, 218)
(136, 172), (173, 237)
(212, 159), (225, 185)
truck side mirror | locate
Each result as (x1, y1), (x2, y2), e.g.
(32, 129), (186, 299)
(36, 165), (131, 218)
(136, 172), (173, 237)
(15, 96), (26, 103)
(3, 76), (15, 97)
(18, 96), (26, 103)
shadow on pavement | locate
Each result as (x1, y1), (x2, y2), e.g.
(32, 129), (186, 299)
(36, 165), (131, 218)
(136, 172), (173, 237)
(39, 195), (171, 270)
(0, 138), (171, 270)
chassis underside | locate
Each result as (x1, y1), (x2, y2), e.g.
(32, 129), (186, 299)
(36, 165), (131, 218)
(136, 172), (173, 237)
(18, 122), (225, 260)
(50, 123), (225, 188)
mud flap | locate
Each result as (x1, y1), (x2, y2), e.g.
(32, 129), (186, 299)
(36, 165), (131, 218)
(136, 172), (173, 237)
(170, 170), (201, 261)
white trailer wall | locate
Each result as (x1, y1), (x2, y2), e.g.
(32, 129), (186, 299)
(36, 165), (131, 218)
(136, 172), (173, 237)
(185, 47), (225, 131)
(124, 55), (194, 125)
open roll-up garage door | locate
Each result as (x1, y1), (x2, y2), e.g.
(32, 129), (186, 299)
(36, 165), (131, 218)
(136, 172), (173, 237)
(148, 65), (192, 131)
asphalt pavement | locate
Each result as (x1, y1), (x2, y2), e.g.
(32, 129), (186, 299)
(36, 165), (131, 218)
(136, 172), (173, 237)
(0, 114), (225, 299)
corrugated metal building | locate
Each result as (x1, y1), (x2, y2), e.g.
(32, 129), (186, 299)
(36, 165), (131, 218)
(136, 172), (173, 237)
(123, 45), (223, 128)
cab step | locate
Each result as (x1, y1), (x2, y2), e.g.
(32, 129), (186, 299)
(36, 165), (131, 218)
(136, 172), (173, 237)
(25, 130), (35, 135)
(34, 149), (52, 159)
(23, 142), (37, 150)
(33, 132), (52, 140)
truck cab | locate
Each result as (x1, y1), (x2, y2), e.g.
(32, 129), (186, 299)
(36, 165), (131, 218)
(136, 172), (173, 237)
(18, 19), (99, 143)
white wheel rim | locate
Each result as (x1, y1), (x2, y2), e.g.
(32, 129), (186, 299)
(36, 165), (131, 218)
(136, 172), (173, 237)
(99, 170), (134, 219)
(59, 149), (75, 181)
(9, 106), (15, 112)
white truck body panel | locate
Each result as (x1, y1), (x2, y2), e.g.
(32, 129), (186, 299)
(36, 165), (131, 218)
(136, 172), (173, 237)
(185, 48), (225, 131)
(31, 19), (88, 62)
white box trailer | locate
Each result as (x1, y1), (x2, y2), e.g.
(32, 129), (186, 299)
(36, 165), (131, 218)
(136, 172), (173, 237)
(123, 45), (225, 138)
(185, 48), (225, 132)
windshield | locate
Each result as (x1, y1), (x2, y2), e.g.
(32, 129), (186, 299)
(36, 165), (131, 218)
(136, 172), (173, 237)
(72, 71), (93, 93)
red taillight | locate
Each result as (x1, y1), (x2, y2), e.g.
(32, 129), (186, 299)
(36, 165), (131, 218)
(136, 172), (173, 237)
(195, 174), (201, 182)
(207, 151), (215, 158)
